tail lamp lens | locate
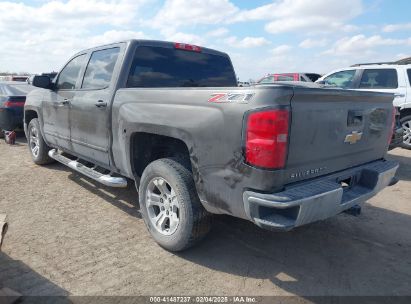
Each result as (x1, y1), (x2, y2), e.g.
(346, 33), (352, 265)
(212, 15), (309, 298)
(245, 109), (289, 169)
(4, 97), (25, 107)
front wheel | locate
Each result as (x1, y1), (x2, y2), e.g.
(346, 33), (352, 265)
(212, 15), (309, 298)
(139, 158), (211, 251)
(400, 115), (411, 150)
(27, 118), (54, 165)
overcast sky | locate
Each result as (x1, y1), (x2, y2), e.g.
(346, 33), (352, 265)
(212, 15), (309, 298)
(0, 0), (410, 80)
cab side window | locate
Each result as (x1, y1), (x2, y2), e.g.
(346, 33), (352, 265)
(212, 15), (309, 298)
(407, 69), (411, 86)
(359, 69), (398, 89)
(82, 48), (120, 90)
(56, 54), (86, 90)
(324, 70), (356, 88)
(258, 76), (274, 84)
(277, 75), (294, 81)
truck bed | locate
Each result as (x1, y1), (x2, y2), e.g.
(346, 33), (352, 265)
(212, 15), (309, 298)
(111, 83), (394, 221)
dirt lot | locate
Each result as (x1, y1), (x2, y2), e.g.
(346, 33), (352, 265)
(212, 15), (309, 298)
(0, 136), (411, 297)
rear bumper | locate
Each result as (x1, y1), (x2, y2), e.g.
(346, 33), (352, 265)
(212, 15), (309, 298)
(0, 109), (23, 130)
(243, 160), (398, 231)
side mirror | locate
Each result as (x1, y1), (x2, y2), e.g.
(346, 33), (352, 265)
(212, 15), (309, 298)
(32, 75), (52, 89)
(316, 80), (326, 85)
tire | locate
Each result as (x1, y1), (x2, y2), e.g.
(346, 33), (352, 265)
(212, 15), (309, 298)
(0, 129), (3, 139)
(27, 118), (54, 165)
(139, 158), (211, 251)
(400, 115), (411, 150)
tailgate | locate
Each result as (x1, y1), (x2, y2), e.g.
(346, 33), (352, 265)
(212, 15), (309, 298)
(285, 87), (394, 183)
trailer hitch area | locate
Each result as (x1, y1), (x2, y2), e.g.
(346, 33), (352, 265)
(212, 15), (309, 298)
(344, 204), (362, 217)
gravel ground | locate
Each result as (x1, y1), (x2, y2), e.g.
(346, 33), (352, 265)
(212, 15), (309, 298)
(0, 136), (410, 297)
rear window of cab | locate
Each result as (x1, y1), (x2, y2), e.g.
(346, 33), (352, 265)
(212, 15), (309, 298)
(126, 46), (237, 88)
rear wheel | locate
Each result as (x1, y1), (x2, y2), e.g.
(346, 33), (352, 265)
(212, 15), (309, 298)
(139, 158), (211, 251)
(27, 118), (54, 165)
(400, 115), (411, 149)
(0, 129), (3, 139)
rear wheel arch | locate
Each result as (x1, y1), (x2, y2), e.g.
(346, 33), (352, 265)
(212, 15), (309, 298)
(130, 132), (194, 178)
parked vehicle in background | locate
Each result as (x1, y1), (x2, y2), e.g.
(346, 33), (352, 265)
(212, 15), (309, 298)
(0, 75), (29, 82)
(257, 73), (322, 84)
(11, 75), (29, 82)
(316, 61), (411, 149)
(238, 81), (250, 87)
(25, 39), (397, 251)
(0, 81), (35, 137)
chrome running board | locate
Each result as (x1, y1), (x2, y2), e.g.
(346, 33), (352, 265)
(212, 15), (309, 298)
(48, 149), (127, 188)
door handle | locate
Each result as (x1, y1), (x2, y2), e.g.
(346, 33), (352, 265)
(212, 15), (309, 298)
(95, 100), (107, 108)
(57, 98), (70, 105)
(394, 93), (405, 98)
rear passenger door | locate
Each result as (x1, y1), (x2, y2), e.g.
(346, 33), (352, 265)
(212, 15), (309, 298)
(69, 45), (122, 166)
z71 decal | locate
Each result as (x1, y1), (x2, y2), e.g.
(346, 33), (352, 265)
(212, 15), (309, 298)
(208, 93), (254, 104)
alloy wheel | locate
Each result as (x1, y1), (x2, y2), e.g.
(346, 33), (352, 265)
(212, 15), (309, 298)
(402, 119), (411, 147)
(29, 126), (40, 157)
(146, 177), (180, 236)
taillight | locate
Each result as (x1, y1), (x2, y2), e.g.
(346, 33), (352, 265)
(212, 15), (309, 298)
(245, 109), (289, 169)
(174, 42), (201, 52)
(4, 99), (25, 107)
(388, 106), (396, 145)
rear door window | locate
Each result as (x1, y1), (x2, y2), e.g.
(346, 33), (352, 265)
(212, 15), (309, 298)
(82, 48), (120, 89)
(127, 46), (237, 87)
(56, 54), (87, 90)
(323, 70), (356, 88)
(359, 69), (398, 89)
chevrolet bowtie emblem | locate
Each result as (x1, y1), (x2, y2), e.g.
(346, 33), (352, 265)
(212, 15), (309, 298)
(344, 131), (363, 144)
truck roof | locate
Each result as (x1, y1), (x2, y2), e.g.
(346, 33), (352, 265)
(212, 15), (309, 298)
(73, 39), (230, 58)
(350, 64), (411, 69)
